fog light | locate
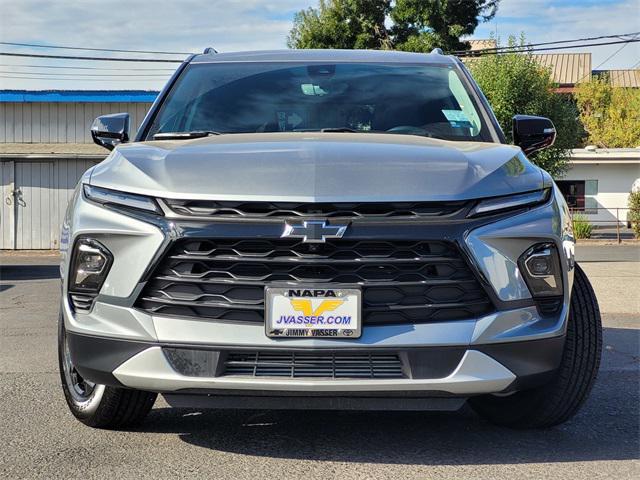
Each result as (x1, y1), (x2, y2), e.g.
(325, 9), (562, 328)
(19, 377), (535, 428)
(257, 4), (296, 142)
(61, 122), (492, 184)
(69, 238), (113, 293)
(527, 255), (552, 276)
(518, 243), (563, 297)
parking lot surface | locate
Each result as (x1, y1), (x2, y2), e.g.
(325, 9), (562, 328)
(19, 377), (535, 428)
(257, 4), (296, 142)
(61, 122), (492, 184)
(0, 250), (638, 479)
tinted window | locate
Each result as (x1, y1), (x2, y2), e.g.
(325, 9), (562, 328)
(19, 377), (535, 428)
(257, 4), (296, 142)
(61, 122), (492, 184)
(146, 62), (491, 142)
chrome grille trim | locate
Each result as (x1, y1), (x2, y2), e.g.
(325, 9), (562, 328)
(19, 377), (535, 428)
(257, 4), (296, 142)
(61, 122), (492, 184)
(163, 199), (469, 220)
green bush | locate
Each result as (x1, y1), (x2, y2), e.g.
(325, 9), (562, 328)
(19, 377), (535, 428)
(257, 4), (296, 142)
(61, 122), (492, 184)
(575, 76), (640, 148)
(468, 36), (582, 178)
(628, 191), (640, 238)
(572, 213), (593, 240)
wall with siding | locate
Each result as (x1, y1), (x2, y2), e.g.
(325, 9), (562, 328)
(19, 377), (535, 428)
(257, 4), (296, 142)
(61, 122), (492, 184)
(0, 102), (152, 143)
(0, 157), (102, 249)
(0, 161), (14, 248)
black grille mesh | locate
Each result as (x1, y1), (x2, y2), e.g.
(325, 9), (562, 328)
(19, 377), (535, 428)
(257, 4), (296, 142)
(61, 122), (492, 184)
(136, 238), (493, 325)
(223, 351), (405, 379)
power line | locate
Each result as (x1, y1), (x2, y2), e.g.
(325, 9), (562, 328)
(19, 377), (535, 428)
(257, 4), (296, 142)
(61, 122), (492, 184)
(574, 35), (639, 83)
(457, 38), (640, 57)
(453, 31), (640, 54)
(0, 41), (191, 56)
(0, 63), (175, 71)
(0, 52), (184, 62)
(593, 39), (637, 71)
(5, 34), (635, 57)
(1, 37), (636, 68)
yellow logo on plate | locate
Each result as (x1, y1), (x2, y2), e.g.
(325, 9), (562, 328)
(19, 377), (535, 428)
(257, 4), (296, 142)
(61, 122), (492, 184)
(290, 299), (345, 317)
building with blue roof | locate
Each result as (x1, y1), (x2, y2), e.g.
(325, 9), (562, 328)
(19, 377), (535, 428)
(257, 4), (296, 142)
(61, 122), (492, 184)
(0, 90), (159, 103)
(0, 90), (159, 144)
(0, 90), (160, 248)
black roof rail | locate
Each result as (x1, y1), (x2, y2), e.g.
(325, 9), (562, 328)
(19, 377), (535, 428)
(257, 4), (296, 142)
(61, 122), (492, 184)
(203, 47), (218, 54)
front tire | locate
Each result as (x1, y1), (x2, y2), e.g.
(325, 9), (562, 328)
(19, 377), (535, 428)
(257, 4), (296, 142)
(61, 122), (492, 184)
(58, 313), (157, 429)
(470, 263), (602, 428)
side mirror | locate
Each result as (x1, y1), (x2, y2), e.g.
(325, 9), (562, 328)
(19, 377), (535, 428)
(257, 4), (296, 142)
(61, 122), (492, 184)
(512, 115), (556, 156)
(91, 113), (130, 150)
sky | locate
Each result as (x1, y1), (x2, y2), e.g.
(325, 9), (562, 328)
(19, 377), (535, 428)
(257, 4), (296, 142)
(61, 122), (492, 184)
(1, 0), (638, 90)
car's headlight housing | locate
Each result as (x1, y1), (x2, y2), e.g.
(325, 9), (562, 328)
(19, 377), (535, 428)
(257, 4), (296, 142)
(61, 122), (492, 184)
(83, 184), (161, 214)
(68, 238), (113, 313)
(69, 238), (113, 293)
(468, 189), (550, 217)
(518, 243), (563, 297)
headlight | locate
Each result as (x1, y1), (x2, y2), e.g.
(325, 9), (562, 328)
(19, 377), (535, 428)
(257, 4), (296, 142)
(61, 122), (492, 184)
(83, 184), (161, 214)
(518, 243), (563, 297)
(69, 238), (113, 293)
(68, 238), (113, 313)
(468, 189), (550, 217)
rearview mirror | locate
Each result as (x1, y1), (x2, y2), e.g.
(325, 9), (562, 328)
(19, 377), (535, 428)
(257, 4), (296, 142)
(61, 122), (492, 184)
(91, 113), (130, 150)
(512, 115), (556, 156)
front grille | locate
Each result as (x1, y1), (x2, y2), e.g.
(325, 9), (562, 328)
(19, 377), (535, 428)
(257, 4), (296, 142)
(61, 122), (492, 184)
(223, 351), (405, 379)
(136, 238), (493, 325)
(163, 199), (467, 219)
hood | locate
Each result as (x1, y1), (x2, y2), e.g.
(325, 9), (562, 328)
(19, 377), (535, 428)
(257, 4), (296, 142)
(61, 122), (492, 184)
(89, 133), (543, 202)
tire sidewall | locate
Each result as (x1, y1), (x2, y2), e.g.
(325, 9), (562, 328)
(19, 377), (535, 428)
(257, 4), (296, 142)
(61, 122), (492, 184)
(57, 311), (106, 419)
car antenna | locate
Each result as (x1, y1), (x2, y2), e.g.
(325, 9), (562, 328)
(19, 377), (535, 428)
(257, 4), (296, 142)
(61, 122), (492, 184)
(430, 48), (444, 55)
(203, 47), (218, 54)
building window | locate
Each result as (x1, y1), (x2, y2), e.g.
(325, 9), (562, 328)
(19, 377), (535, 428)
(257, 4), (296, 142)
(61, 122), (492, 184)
(557, 180), (598, 214)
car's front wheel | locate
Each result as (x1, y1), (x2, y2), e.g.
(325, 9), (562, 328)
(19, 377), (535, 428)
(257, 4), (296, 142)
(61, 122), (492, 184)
(58, 313), (157, 429)
(470, 263), (602, 428)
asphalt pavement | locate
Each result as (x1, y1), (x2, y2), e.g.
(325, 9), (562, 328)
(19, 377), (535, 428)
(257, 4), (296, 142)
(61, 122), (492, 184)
(576, 243), (640, 262)
(0, 249), (638, 479)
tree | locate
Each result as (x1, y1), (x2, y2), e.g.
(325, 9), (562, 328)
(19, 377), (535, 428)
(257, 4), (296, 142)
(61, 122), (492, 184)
(287, 0), (499, 52)
(392, 0), (499, 53)
(628, 191), (640, 239)
(288, 0), (392, 50)
(468, 37), (581, 177)
(575, 75), (640, 148)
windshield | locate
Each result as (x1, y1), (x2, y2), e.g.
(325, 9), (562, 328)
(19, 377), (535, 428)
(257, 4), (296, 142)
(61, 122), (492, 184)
(145, 62), (491, 142)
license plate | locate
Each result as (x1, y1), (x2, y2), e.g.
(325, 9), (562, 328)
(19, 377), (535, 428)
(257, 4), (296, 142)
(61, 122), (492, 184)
(265, 286), (361, 338)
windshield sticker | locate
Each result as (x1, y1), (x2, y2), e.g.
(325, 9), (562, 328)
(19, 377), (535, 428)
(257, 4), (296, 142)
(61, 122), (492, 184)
(442, 109), (473, 129)
(442, 110), (469, 122)
(277, 111), (304, 131)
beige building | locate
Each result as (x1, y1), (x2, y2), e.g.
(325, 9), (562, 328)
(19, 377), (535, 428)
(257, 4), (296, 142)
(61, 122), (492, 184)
(467, 40), (638, 92)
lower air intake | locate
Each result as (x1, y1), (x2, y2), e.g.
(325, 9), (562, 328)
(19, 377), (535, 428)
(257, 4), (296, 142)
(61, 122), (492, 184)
(69, 293), (96, 313)
(162, 348), (406, 379)
(223, 351), (405, 379)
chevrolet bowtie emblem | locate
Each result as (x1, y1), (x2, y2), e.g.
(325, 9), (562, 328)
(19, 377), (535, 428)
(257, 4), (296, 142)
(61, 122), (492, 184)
(281, 220), (349, 243)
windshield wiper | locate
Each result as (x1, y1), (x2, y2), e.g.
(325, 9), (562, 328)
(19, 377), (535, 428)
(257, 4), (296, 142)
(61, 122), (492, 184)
(153, 131), (222, 140)
(320, 127), (358, 133)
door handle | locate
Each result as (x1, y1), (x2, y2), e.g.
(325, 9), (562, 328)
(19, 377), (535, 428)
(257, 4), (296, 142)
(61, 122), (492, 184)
(11, 188), (26, 207)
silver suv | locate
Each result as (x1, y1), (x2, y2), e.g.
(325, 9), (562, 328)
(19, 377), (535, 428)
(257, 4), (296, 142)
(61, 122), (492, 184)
(59, 49), (601, 429)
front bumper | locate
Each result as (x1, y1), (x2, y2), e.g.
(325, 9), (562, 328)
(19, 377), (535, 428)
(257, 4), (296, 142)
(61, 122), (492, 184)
(61, 183), (574, 404)
(66, 327), (565, 402)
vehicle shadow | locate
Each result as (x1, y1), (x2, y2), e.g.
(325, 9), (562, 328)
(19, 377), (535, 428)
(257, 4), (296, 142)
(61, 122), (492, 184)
(0, 264), (59, 281)
(136, 327), (639, 465)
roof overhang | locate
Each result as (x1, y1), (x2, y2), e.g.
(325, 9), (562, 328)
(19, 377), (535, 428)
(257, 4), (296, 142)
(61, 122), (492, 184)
(0, 90), (159, 103)
(570, 148), (640, 165)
